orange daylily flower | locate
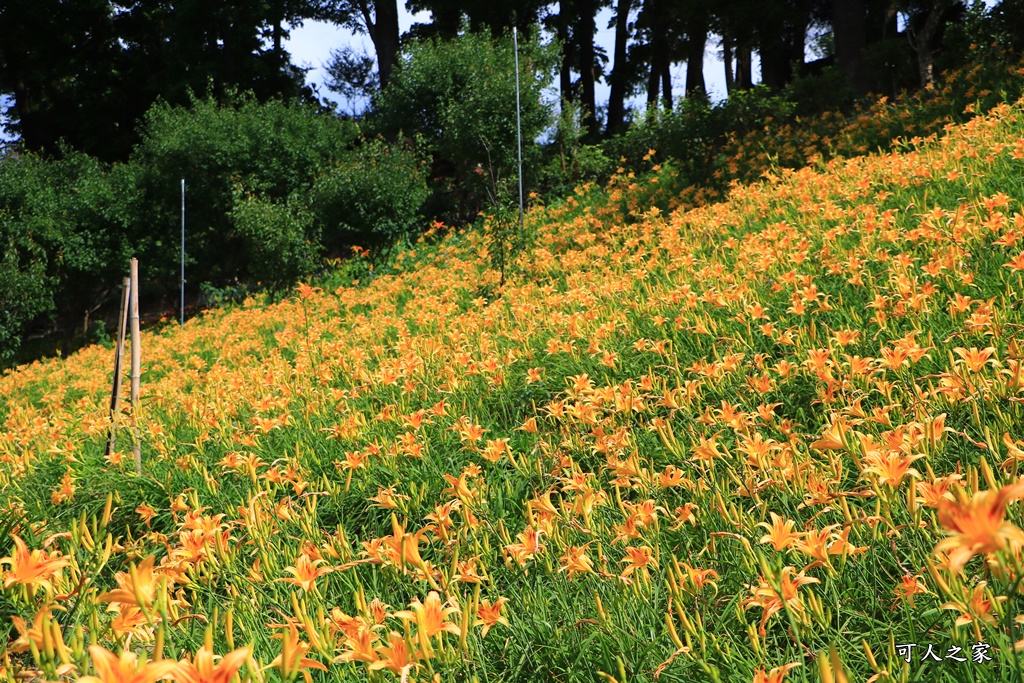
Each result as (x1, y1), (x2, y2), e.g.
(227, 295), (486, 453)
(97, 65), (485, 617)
(1, 534), (71, 592)
(942, 581), (1005, 627)
(269, 622), (328, 683)
(78, 645), (178, 683)
(395, 591), (461, 638)
(620, 546), (656, 579)
(893, 574), (929, 607)
(758, 513), (800, 551)
(98, 555), (161, 609)
(743, 566), (819, 635)
(678, 562), (720, 595)
(935, 483), (1024, 572)
(753, 662), (801, 683)
(475, 597), (510, 637)
(368, 631), (419, 677)
(173, 643), (252, 683)
(559, 544), (595, 580)
(861, 451), (924, 488)
(505, 527), (544, 565)
(810, 422), (848, 452)
(278, 554), (334, 593)
(953, 346), (998, 373)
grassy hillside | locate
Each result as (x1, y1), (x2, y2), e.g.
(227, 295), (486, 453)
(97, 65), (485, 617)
(5, 98), (1024, 683)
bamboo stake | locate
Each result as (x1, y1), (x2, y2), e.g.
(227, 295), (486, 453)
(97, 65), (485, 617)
(104, 277), (131, 457)
(130, 258), (141, 474)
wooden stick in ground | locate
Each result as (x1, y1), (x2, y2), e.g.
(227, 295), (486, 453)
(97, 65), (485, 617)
(104, 277), (131, 457)
(130, 258), (141, 474)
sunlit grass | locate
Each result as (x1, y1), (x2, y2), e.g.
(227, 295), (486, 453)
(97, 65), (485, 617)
(5, 94), (1024, 683)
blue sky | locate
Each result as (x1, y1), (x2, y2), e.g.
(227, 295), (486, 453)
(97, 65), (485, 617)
(0, 5), (743, 144)
(284, 5), (739, 116)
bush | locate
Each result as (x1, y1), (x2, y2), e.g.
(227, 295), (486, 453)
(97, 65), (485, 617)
(311, 137), (430, 259)
(370, 31), (556, 223)
(230, 190), (321, 292)
(132, 95), (359, 289)
(0, 150), (139, 360)
(537, 99), (615, 197)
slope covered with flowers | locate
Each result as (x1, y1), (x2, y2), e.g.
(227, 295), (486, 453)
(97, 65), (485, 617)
(5, 99), (1024, 683)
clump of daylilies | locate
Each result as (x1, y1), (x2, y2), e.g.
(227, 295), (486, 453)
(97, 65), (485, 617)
(7, 87), (1024, 683)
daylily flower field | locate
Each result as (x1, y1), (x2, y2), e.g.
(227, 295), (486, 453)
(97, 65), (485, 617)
(6, 96), (1024, 683)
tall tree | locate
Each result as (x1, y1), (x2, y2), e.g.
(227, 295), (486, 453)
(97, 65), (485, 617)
(575, 0), (601, 139)
(905, 0), (956, 87)
(715, 2), (756, 92)
(0, 0), (316, 160)
(545, 0), (606, 138)
(833, 0), (867, 93)
(756, 0), (813, 89)
(636, 0), (685, 109)
(605, 0), (635, 135)
(404, 0), (462, 40)
(322, 0), (401, 88)
(683, 4), (709, 96)
(554, 3), (574, 103)
(0, 0), (119, 156)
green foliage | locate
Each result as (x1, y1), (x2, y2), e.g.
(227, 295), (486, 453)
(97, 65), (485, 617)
(371, 30), (556, 223)
(0, 150), (139, 360)
(132, 94), (359, 288)
(230, 190), (321, 292)
(311, 137), (430, 256)
(781, 66), (857, 117)
(537, 99), (615, 197)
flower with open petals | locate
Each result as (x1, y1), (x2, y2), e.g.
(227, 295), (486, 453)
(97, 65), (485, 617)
(475, 597), (510, 637)
(269, 622), (328, 683)
(394, 591), (461, 638)
(753, 662), (801, 683)
(935, 483), (1024, 573)
(278, 554), (334, 593)
(78, 645), (178, 683)
(1, 535), (70, 592)
(743, 566), (819, 636)
(98, 556), (161, 609)
(173, 643), (251, 683)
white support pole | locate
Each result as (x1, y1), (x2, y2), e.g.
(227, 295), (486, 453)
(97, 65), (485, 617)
(180, 179), (185, 326)
(513, 26), (524, 235)
(130, 258), (141, 474)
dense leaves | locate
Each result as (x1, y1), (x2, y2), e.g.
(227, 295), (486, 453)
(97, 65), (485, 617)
(371, 31), (556, 222)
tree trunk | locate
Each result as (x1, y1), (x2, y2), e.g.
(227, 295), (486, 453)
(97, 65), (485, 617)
(735, 39), (752, 89)
(605, 0), (633, 135)
(558, 2), (573, 103)
(722, 31), (735, 94)
(909, 0), (953, 88)
(833, 0), (866, 93)
(645, 0), (669, 109)
(684, 13), (707, 97)
(373, 0), (400, 89)
(647, 57), (660, 108)
(576, 3), (599, 139)
(661, 59), (672, 109)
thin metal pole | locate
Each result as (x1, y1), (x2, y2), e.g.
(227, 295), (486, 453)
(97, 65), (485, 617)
(180, 179), (185, 326)
(513, 26), (524, 234)
(105, 277), (131, 457)
(129, 258), (141, 474)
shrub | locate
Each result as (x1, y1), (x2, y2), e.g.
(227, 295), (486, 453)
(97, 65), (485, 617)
(537, 99), (615, 198)
(370, 31), (556, 223)
(0, 150), (139, 360)
(132, 95), (359, 289)
(311, 137), (430, 260)
(230, 190), (321, 292)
